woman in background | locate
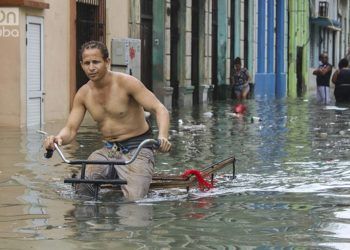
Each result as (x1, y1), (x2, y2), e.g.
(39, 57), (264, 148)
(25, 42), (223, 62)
(332, 58), (350, 103)
(230, 57), (251, 100)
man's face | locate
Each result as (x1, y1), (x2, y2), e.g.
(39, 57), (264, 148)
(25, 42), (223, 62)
(80, 48), (110, 82)
(320, 54), (328, 64)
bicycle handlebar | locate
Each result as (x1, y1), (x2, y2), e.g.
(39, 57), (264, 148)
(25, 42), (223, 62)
(44, 138), (160, 165)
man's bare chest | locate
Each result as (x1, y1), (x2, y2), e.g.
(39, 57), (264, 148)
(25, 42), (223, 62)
(86, 90), (130, 121)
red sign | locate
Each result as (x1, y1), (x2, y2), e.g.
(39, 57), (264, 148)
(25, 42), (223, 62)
(129, 47), (135, 60)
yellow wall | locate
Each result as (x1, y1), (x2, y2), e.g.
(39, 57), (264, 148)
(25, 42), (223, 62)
(106, 0), (129, 53)
(0, 27), (20, 126)
(42, 0), (70, 122)
(21, 1), (70, 126)
(0, 2), (70, 127)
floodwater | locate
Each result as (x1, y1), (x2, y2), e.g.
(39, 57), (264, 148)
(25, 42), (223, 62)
(1, 96), (350, 249)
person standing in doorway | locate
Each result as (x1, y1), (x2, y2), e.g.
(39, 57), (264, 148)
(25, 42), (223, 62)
(230, 57), (251, 100)
(313, 53), (332, 105)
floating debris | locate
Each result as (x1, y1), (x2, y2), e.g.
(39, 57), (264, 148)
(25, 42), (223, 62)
(226, 112), (242, 118)
(233, 103), (247, 114)
(319, 132), (328, 138)
(250, 116), (262, 123)
(180, 124), (206, 131)
(203, 112), (213, 118)
(323, 106), (348, 111)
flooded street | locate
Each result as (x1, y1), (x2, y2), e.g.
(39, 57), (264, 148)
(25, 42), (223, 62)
(1, 97), (350, 249)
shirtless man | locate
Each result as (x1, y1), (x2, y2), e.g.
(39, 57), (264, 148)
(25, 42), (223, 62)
(44, 41), (171, 201)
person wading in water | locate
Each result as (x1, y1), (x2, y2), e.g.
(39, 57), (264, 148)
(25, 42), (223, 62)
(44, 41), (171, 201)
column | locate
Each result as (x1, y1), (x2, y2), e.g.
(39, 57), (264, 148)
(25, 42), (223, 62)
(178, 0), (194, 107)
(164, 0), (173, 108)
(266, 0), (275, 95)
(254, 0), (267, 96)
(233, 0), (240, 57)
(301, 0), (309, 94)
(287, 0), (296, 96)
(204, 0), (214, 102)
(129, 0), (141, 38)
(247, 0), (254, 75)
(276, 0), (286, 98)
(198, 0), (210, 103)
(216, 0), (228, 99)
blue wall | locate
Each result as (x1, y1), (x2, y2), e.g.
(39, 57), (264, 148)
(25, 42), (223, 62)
(255, 0), (286, 98)
(276, 0), (286, 98)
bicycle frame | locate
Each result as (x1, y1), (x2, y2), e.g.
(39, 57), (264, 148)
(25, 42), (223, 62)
(39, 130), (160, 200)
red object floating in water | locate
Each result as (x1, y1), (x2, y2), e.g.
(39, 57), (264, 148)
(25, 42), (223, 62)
(233, 104), (247, 114)
(181, 169), (213, 191)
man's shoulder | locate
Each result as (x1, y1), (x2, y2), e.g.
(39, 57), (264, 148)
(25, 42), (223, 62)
(112, 71), (140, 88)
(75, 83), (91, 100)
(112, 71), (137, 81)
(78, 82), (91, 93)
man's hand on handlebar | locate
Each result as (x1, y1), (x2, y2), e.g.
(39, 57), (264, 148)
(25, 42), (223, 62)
(157, 137), (171, 153)
(44, 135), (63, 150)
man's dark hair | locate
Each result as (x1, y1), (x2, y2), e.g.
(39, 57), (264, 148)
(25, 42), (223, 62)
(338, 58), (349, 69)
(79, 41), (109, 61)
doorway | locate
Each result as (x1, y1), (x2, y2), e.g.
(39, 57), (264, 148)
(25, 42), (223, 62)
(212, 0), (218, 99)
(192, 0), (200, 104)
(76, 0), (106, 90)
(26, 16), (44, 127)
(296, 46), (304, 96)
(170, 0), (180, 107)
(141, 0), (153, 90)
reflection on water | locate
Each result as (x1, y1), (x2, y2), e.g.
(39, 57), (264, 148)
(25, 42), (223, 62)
(1, 98), (350, 248)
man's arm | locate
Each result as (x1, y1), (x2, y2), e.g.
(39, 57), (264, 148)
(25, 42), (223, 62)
(44, 90), (86, 150)
(318, 65), (332, 75)
(124, 75), (171, 152)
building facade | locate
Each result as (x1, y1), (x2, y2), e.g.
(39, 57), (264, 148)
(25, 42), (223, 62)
(308, 0), (349, 93)
(288, 0), (310, 97)
(0, 0), (132, 127)
(1, 0), (350, 127)
(254, 0), (288, 98)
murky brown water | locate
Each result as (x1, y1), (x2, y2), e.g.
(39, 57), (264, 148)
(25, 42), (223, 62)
(1, 97), (350, 249)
